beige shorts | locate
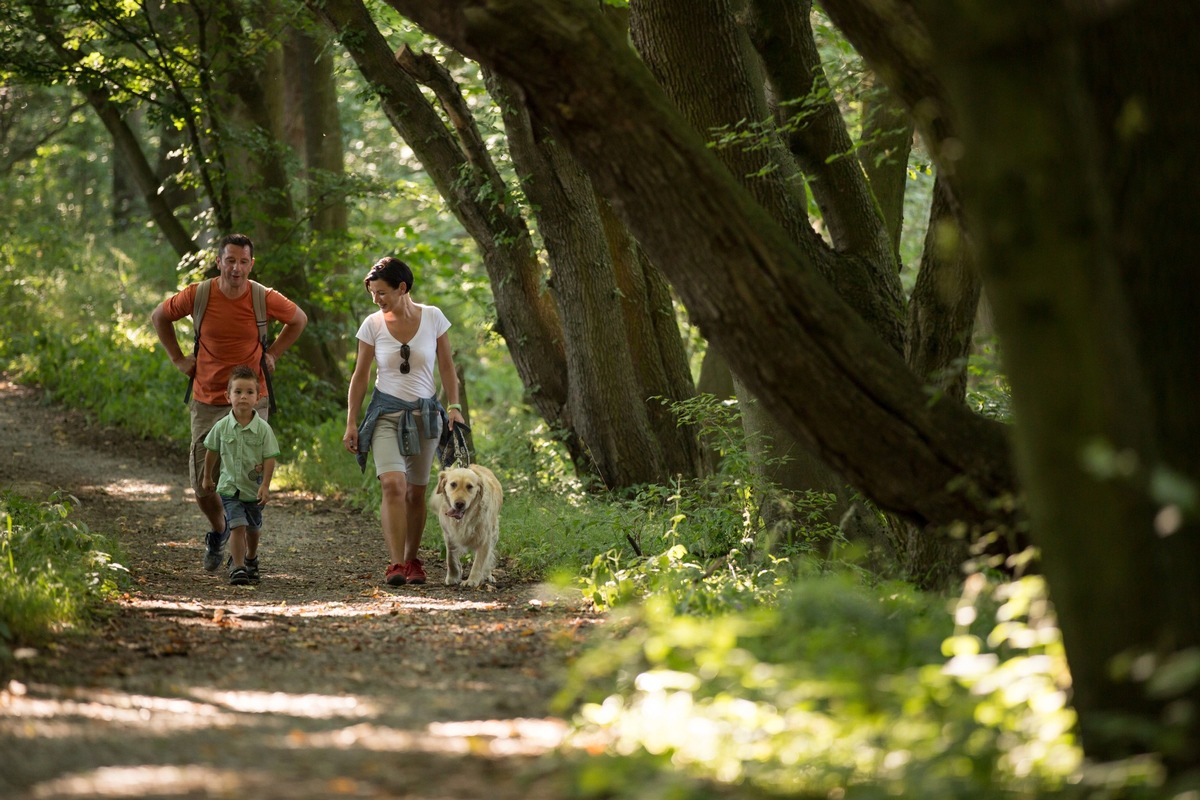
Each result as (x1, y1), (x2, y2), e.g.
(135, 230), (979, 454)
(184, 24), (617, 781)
(371, 412), (436, 486)
(189, 397), (270, 498)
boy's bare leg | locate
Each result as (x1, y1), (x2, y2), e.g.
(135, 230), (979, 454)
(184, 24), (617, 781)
(229, 525), (249, 567)
(246, 528), (260, 561)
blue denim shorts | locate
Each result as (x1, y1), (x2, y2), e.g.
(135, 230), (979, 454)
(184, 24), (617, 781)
(221, 495), (264, 532)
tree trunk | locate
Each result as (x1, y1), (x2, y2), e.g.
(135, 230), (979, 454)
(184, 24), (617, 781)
(905, 174), (980, 401)
(499, 72), (705, 485)
(824, 0), (1200, 768)
(316, 0), (707, 487)
(209, 5), (341, 385)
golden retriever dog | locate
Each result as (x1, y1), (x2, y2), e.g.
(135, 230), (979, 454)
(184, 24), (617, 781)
(431, 464), (503, 587)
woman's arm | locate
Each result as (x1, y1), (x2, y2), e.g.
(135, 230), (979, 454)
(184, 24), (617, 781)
(435, 332), (464, 427)
(344, 339), (376, 452)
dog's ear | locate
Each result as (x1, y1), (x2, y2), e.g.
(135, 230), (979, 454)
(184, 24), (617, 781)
(435, 471), (448, 496)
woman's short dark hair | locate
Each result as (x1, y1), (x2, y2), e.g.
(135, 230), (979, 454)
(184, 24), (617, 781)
(364, 257), (414, 293)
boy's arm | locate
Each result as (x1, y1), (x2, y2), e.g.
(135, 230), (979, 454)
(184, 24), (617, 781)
(257, 457), (276, 504)
(202, 449), (220, 492)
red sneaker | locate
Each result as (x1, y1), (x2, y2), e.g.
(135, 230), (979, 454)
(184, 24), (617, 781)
(404, 558), (427, 585)
(385, 563), (407, 586)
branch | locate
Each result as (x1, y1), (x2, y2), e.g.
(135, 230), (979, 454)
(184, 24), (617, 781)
(393, 45), (508, 198)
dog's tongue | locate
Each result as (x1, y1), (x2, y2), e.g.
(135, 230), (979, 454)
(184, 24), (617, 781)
(446, 508), (464, 520)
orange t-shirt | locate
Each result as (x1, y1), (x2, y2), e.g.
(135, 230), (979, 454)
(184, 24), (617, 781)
(161, 282), (300, 405)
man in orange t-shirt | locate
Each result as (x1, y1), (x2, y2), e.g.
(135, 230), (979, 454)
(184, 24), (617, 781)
(151, 233), (308, 573)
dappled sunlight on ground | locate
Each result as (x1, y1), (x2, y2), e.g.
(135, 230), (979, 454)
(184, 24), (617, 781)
(126, 594), (512, 620)
(3, 678), (568, 797)
(79, 478), (177, 502)
(21, 764), (239, 798)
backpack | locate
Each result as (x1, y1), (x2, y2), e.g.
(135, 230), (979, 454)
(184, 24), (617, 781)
(183, 278), (277, 413)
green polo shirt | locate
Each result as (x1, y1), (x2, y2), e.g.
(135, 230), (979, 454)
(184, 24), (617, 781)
(203, 411), (280, 500)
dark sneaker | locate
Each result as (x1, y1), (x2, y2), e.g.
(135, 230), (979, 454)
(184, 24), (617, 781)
(229, 565), (251, 586)
(203, 528), (229, 573)
(385, 563), (407, 586)
(245, 556), (260, 582)
(404, 558), (427, 585)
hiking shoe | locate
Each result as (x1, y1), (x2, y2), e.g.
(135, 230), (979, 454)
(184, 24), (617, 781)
(404, 558), (427, 585)
(229, 565), (251, 586)
(385, 563), (407, 586)
(203, 528), (229, 573)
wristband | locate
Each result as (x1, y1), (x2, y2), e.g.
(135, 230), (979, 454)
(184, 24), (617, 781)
(447, 403), (462, 411)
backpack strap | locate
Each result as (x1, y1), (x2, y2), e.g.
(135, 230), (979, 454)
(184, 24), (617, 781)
(183, 279), (214, 405)
(249, 281), (278, 414)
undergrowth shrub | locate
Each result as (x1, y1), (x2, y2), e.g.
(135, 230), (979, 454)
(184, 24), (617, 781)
(576, 394), (848, 614)
(0, 491), (130, 664)
(554, 569), (1092, 799)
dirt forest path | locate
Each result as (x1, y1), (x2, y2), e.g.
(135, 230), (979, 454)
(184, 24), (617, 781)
(0, 376), (597, 799)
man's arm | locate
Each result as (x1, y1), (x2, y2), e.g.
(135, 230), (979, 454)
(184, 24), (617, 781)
(151, 302), (196, 378)
(264, 306), (308, 373)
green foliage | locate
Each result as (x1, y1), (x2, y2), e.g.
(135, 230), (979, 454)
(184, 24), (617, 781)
(966, 337), (1012, 422)
(575, 395), (846, 615)
(555, 570), (1094, 798)
(0, 490), (130, 661)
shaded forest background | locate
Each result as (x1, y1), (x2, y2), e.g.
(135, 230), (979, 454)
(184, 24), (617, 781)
(2, 0), (1198, 795)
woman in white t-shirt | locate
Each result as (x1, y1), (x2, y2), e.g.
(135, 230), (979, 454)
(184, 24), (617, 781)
(343, 257), (464, 587)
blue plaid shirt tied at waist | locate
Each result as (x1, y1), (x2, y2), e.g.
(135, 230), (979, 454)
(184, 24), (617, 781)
(355, 389), (446, 473)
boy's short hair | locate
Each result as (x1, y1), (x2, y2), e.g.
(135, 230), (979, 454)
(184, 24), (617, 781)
(227, 364), (258, 389)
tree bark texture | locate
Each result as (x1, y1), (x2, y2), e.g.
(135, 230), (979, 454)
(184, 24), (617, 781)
(824, 0), (1200, 768)
(500, 90), (668, 485)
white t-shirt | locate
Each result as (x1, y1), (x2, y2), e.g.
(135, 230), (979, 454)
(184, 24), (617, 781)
(356, 304), (451, 401)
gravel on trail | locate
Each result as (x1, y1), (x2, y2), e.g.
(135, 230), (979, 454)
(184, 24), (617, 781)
(0, 375), (601, 799)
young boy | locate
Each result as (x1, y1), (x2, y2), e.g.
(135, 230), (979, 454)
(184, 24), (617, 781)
(202, 365), (280, 586)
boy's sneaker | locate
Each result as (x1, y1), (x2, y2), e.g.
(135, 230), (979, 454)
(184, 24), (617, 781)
(385, 563), (407, 586)
(404, 558), (427, 585)
(228, 555), (261, 582)
(229, 565), (251, 586)
(203, 528), (229, 573)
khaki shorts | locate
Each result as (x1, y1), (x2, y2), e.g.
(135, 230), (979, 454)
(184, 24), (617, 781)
(371, 412), (436, 487)
(189, 397), (270, 498)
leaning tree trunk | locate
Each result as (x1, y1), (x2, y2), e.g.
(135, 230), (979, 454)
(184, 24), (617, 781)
(499, 73), (705, 485)
(308, 0), (573, 460)
(631, 0), (907, 542)
(387, 0), (1018, 531)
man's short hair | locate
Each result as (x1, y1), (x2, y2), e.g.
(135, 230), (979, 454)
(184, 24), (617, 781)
(217, 233), (254, 259)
